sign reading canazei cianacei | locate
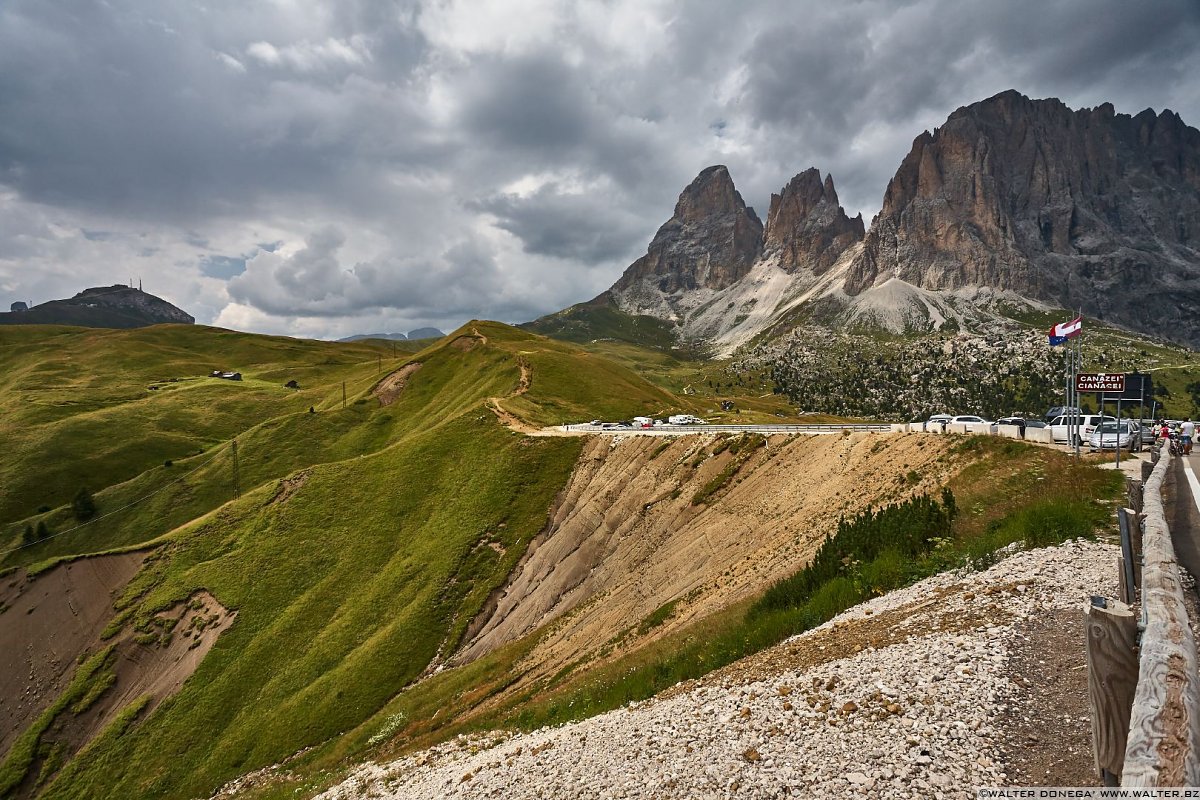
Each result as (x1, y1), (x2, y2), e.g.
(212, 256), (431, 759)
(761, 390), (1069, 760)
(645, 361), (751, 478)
(1076, 373), (1126, 393)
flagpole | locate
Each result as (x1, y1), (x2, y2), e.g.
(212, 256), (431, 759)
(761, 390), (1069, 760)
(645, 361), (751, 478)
(1080, 309), (1089, 460)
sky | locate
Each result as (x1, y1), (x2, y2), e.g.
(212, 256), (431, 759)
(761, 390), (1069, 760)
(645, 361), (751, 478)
(1, 0), (1198, 340)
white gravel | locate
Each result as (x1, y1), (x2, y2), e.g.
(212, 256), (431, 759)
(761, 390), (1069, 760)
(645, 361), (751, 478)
(317, 539), (1116, 800)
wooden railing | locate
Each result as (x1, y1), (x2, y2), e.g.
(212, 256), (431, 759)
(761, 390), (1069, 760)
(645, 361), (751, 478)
(1122, 445), (1200, 786)
(1087, 444), (1200, 785)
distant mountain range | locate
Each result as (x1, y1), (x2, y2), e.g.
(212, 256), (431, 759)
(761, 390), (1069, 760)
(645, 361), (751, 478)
(0, 285), (194, 329)
(338, 328), (445, 342)
(529, 90), (1200, 353)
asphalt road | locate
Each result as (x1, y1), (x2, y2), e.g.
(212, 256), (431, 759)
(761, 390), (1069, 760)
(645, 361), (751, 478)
(1169, 448), (1200, 590)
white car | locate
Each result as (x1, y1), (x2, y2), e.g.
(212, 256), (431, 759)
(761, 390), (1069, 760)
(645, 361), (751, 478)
(1089, 421), (1140, 452)
(925, 414), (953, 430)
(1049, 414), (1116, 445)
(947, 415), (995, 433)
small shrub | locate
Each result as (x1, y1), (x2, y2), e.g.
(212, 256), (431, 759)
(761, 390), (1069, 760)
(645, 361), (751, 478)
(37, 506), (51, 514)
(804, 576), (862, 621)
(35, 521), (50, 541)
(859, 549), (906, 596)
(163, 460), (173, 468)
(22, 526), (35, 545)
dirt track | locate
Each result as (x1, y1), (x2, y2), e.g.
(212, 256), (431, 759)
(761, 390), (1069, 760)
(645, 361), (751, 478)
(455, 432), (959, 695)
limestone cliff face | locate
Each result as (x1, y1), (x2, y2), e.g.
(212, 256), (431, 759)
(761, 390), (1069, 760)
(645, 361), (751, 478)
(844, 90), (1200, 342)
(610, 166), (763, 315)
(764, 168), (864, 274)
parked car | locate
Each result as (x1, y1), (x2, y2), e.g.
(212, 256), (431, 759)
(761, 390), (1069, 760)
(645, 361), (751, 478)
(996, 416), (1029, 435)
(1089, 421), (1141, 452)
(925, 413), (953, 430)
(1024, 420), (1049, 429)
(949, 415), (995, 434)
(1048, 414), (1115, 445)
(1045, 406), (1082, 421)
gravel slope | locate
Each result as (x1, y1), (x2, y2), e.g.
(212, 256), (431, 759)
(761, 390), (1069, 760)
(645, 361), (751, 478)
(318, 539), (1114, 800)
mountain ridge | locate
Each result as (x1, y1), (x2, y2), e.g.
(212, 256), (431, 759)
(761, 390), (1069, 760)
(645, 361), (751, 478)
(530, 90), (1200, 353)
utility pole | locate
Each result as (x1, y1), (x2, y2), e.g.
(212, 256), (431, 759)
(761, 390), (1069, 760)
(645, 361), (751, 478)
(377, 355), (381, 373)
(342, 381), (347, 409)
(232, 440), (241, 499)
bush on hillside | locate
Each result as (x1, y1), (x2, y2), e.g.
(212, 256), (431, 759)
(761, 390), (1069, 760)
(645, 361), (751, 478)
(753, 488), (957, 616)
(35, 521), (50, 541)
(72, 487), (96, 521)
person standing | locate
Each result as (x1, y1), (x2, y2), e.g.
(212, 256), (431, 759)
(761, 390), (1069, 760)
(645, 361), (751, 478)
(1182, 417), (1196, 456)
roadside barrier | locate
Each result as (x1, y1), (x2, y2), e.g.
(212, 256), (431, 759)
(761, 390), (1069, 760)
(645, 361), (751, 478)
(1085, 444), (1200, 786)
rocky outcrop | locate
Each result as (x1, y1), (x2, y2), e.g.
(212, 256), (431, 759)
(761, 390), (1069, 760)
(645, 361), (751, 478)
(764, 168), (864, 274)
(844, 90), (1200, 344)
(610, 166), (763, 315)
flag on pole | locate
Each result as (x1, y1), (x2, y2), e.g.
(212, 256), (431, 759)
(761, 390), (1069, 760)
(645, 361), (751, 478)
(1048, 334), (1068, 346)
(1050, 316), (1083, 339)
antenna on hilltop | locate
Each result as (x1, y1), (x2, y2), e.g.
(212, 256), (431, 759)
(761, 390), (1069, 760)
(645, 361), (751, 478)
(138, 277), (142, 292)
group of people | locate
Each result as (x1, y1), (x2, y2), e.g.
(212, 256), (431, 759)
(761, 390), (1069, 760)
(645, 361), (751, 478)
(1157, 417), (1195, 455)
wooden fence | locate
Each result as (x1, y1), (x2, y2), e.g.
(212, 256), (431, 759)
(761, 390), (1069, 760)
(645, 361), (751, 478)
(1086, 444), (1200, 786)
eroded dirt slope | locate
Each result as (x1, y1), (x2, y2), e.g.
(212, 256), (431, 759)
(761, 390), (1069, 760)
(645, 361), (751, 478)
(455, 431), (958, 690)
(0, 553), (144, 755)
(0, 554), (234, 795)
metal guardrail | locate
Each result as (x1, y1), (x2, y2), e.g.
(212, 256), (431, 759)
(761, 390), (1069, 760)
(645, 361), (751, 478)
(561, 423), (894, 434)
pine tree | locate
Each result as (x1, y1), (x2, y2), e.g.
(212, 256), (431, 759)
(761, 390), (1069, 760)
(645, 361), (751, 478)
(22, 525), (34, 545)
(72, 487), (96, 520)
(35, 521), (50, 540)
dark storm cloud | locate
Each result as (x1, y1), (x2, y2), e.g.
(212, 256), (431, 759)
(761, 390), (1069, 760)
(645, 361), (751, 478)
(0, 0), (1197, 337)
(472, 185), (649, 263)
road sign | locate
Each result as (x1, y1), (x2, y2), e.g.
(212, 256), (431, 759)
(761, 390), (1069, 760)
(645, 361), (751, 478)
(1076, 373), (1126, 393)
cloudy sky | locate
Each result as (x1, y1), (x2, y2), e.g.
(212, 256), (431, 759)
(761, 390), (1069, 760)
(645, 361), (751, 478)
(1, 0), (1198, 339)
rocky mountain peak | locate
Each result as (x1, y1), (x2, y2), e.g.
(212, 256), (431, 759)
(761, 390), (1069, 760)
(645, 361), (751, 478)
(764, 168), (864, 274)
(610, 165), (763, 308)
(844, 91), (1200, 344)
(673, 165), (745, 223)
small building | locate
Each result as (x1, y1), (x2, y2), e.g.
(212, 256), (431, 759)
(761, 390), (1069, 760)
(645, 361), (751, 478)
(10, 301), (28, 312)
(210, 370), (243, 381)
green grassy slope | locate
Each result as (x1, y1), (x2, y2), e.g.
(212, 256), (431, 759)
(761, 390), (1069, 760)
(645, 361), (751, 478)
(0, 325), (401, 527)
(521, 294), (686, 352)
(41, 416), (582, 799)
(2, 319), (700, 798)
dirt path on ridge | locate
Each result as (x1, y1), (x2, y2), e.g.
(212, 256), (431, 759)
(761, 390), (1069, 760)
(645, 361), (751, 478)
(486, 356), (536, 434)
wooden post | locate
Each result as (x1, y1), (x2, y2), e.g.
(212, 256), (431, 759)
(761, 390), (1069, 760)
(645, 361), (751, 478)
(1126, 477), (1143, 514)
(1086, 596), (1138, 782)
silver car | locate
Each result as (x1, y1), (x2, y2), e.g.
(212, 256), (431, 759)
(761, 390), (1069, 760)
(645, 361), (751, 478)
(1089, 421), (1140, 452)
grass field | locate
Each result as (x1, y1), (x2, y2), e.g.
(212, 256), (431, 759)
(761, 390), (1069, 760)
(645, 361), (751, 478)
(0, 319), (705, 798)
(0, 318), (1149, 799)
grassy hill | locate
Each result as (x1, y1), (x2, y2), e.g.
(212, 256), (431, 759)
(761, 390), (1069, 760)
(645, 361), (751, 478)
(0, 319), (711, 798)
(0, 318), (1133, 800)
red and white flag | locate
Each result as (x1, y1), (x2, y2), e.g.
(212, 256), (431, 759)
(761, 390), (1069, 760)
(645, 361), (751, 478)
(1050, 316), (1082, 339)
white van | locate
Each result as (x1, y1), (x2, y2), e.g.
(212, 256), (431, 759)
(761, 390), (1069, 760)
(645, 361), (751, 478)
(1049, 414), (1116, 444)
